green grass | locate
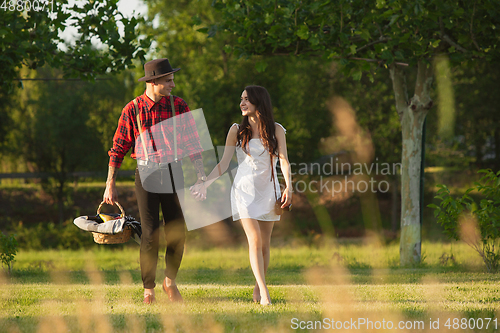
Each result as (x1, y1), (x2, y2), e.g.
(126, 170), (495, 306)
(1, 242), (500, 332)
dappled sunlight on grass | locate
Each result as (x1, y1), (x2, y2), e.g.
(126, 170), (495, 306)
(1, 243), (500, 332)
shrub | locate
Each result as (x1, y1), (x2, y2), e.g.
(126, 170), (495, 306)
(0, 232), (18, 274)
(429, 169), (500, 272)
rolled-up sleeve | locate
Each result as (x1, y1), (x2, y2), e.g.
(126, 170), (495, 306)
(108, 104), (135, 168)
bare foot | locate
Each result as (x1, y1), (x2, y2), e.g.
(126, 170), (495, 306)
(260, 296), (272, 306)
(253, 283), (261, 303)
(164, 276), (176, 287)
(260, 288), (272, 306)
(144, 288), (155, 304)
(144, 288), (155, 297)
(163, 277), (183, 302)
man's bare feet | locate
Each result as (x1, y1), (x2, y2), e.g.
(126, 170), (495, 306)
(143, 288), (155, 304)
(163, 277), (183, 302)
(164, 276), (175, 288)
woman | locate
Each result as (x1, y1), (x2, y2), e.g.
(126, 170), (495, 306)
(190, 85), (292, 305)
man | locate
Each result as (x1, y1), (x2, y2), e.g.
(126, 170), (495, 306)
(103, 58), (207, 304)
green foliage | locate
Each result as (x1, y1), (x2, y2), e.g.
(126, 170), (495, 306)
(11, 221), (95, 250)
(0, 0), (149, 151)
(0, 232), (18, 274)
(212, 0), (500, 79)
(0, 0), (149, 94)
(2, 67), (135, 224)
(428, 185), (471, 241)
(332, 67), (402, 166)
(429, 169), (500, 272)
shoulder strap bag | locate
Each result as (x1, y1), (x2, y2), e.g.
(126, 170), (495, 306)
(270, 153), (292, 215)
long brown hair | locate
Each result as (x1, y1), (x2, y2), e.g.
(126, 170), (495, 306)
(237, 85), (278, 157)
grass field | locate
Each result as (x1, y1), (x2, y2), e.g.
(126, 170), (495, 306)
(1, 241), (500, 332)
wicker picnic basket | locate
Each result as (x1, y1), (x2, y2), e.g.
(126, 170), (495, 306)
(92, 201), (132, 244)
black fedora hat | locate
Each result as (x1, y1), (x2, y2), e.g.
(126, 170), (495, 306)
(138, 58), (180, 82)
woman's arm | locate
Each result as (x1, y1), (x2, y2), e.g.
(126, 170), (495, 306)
(190, 125), (238, 198)
(204, 125), (238, 187)
(276, 124), (292, 208)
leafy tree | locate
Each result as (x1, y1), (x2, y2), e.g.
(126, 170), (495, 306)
(6, 67), (135, 225)
(0, 0), (150, 146)
(211, 0), (500, 264)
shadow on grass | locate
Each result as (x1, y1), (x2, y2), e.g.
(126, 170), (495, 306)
(6, 265), (500, 287)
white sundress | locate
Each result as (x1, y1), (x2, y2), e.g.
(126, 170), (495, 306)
(230, 123), (286, 221)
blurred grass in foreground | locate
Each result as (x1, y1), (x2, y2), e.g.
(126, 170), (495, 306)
(1, 242), (500, 332)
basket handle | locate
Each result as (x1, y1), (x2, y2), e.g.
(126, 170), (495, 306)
(97, 201), (125, 217)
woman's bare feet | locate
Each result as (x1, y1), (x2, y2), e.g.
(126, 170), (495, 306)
(253, 283), (261, 303)
(259, 288), (271, 306)
(260, 295), (271, 305)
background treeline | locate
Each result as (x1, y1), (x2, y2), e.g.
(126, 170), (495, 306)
(0, 0), (499, 248)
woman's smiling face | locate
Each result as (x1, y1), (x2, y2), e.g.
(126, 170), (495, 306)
(240, 90), (257, 116)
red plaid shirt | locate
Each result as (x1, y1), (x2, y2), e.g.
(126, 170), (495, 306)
(108, 91), (203, 168)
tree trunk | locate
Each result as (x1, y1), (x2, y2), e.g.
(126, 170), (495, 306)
(399, 104), (426, 264)
(390, 61), (433, 266)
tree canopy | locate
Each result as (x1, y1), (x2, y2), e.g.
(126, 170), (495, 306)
(0, 0), (149, 153)
(213, 0), (499, 77)
(0, 0), (149, 93)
